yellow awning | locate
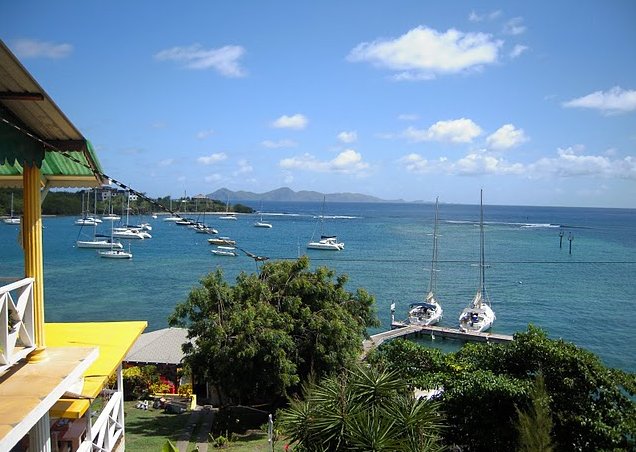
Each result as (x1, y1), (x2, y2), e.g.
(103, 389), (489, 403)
(45, 321), (147, 418)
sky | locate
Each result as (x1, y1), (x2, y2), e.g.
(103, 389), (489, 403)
(1, 1), (635, 208)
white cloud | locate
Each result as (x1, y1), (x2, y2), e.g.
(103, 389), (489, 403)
(272, 114), (308, 130)
(158, 158), (174, 167)
(468, 10), (502, 22)
(403, 118), (482, 143)
(562, 87), (636, 114)
(347, 26), (502, 79)
(197, 153), (227, 165)
(155, 44), (246, 77)
(280, 149), (369, 174)
(205, 173), (223, 182)
(12, 39), (72, 59)
(503, 17), (526, 35)
(398, 153), (431, 172)
(529, 147), (636, 179)
(398, 147), (636, 180)
(399, 151), (523, 175)
(234, 159), (253, 175)
(337, 131), (358, 143)
(486, 124), (528, 150)
(510, 44), (528, 59)
(196, 129), (215, 140)
(261, 139), (298, 149)
(452, 152), (525, 175)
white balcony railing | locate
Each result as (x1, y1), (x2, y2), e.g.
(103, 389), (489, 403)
(78, 390), (125, 452)
(0, 277), (36, 371)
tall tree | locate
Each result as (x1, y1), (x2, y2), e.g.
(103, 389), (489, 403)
(169, 257), (378, 405)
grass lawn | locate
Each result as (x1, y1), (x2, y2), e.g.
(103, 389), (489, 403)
(122, 401), (280, 451)
(123, 401), (191, 451)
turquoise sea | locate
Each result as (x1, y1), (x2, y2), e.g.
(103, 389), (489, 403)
(1, 201), (635, 373)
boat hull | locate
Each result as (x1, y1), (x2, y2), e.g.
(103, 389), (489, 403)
(77, 240), (123, 249)
(307, 240), (344, 250)
(99, 250), (132, 259)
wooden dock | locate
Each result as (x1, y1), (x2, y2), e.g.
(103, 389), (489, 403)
(361, 322), (513, 359)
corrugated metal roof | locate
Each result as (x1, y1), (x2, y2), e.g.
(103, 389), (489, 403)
(0, 40), (105, 187)
(125, 327), (190, 365)
(0, 143), (102, 188)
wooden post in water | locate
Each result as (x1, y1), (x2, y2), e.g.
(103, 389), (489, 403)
(559, 230), (564, 249)
(568, 233), (573, 255)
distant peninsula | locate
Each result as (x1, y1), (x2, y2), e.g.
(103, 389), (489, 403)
(207, 187), (403, 203)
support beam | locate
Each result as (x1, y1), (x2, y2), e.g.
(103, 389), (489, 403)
(0, 91), (44, 101)
(23, 163), (45, 347)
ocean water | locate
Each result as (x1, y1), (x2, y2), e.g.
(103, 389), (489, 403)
(1, 202), (634, 372)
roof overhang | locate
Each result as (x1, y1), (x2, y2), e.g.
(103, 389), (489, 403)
(46, 321), (147, 418)
(0, 40), (105, 188)
(0, 347), (99, 449)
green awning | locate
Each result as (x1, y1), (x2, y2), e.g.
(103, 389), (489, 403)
(0, 125), (105, 188)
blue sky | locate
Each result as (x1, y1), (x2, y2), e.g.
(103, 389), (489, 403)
(2, 1), (635, 207)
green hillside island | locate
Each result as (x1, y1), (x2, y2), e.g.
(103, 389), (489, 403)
(207, 187), (405, 203)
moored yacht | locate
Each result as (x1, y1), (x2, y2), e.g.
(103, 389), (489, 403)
(459, 190), (496, 333)
(408, 197), (443, 326)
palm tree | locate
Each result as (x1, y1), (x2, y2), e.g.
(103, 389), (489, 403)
(278, 364), (445, 451)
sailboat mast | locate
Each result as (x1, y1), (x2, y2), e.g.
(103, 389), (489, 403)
(479, 189), (486, 295)
(320, 195), (326, 237)
(428, 197), (439, 294)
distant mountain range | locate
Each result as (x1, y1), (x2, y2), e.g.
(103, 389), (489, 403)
(207, 187), (403, 203)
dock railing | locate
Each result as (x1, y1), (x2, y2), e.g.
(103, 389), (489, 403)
(0, 277), (36, 371)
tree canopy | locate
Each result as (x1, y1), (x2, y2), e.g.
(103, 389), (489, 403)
(169, 256), (378, 405)
(368, 326), (636, 451)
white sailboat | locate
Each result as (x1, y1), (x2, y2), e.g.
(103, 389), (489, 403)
(307, 197), (344, 250)
(164, 199), (181, 221)
(74, 189), (102, 225)
(102, 190), (121, 221)
(459, 190), (496, 333)
(112, 192), (152, 239)
(2, 193), (20, 224)
(211, 245), (238, 257)
(219, 196), (237, 220)
(99, 218), (132, 259)
(76, 219), (124, 249)
(254, 205), (272, 228)
(408, 197), (443, 326)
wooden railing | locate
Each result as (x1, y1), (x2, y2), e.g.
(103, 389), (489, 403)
(0, 277), (36, 371)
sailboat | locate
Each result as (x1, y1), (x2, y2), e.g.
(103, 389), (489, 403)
(307, 196), (344, 250)
(102, 190), (121, 221)
(112, 191), (151, 239)
(76, 219), (124, 249)
(219, 196), (237, 220)
(408, 197), (443, 326)
(254, 204), (272, 228)
(74, 189), (102, 225)
(2, 193), (20, 224)
(99, 217), (132, 259)
(459, 190), (496, 333)
(164, 199), (181, 222)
